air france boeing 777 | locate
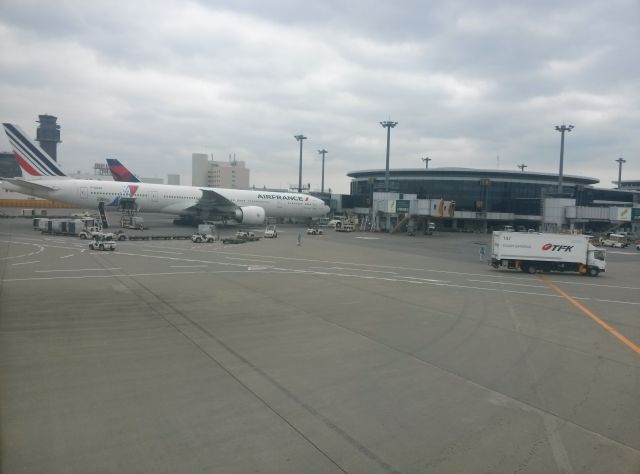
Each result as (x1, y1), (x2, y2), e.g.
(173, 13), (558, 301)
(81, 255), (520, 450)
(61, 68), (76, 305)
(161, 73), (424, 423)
(2, 123), (329, 224)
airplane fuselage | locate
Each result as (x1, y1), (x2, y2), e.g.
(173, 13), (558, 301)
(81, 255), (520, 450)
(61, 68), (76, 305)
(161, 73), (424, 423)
(19, 178), (329, 218)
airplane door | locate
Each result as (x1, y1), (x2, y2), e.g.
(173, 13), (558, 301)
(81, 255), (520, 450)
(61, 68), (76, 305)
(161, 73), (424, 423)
(79, 187), (88, 199)
(151, 191), (158, 202)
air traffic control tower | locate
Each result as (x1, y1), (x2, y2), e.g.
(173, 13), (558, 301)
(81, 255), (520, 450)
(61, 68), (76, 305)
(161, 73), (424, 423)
(36, 114), (61, 161)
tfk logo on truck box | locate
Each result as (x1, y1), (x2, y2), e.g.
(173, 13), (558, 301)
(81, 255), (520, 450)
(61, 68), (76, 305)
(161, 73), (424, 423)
(542, 243), (574, 252)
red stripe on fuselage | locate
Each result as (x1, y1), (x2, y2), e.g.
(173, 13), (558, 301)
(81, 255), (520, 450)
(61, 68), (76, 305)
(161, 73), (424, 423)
(15, 152), (43, 176)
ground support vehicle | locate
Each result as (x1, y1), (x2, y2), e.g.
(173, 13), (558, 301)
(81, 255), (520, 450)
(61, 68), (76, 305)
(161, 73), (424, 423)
(79, 226), (104, 240)
(264, 225), (277, 238)
(222, 238), (247, 244)
(125, 235), (192, 241)
(599, 233), (628, 248)
(89, 234), (116, 251)
(236, 231), (260, 241)
(335, 221), (355, 232)
(307, 227), (323, 235)
(191, 232), (215, 243)
(490, 231), (606, 276)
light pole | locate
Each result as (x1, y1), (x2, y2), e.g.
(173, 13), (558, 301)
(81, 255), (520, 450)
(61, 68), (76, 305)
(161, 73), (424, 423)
(380, 120), (398, 192)
(517, 164), (527, 172)
(294, 134), (307, 193)
(421, 156), (431, 168)
(555, 124), (574, 194)
(317, 149), (328, 193)
(615, 157), (626, 189)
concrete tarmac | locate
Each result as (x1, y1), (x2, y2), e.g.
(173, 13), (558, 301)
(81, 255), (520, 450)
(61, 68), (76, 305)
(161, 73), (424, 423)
(1, 214), (639, 473)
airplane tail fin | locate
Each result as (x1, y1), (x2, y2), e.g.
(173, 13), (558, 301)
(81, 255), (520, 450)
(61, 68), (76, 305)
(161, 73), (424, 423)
(2, 123), (67, 178)
(106, 158), (141, 182)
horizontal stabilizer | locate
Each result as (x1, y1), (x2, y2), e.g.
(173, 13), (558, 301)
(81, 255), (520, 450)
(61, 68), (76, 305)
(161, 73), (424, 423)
(4, 177), (58, 193)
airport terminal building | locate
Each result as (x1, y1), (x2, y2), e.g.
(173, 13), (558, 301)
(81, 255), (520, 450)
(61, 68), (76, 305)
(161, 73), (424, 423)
(339, 168), (640, 233)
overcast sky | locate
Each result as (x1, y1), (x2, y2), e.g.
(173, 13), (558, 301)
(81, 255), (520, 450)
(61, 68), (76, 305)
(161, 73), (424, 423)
(1, 0), (638, 192)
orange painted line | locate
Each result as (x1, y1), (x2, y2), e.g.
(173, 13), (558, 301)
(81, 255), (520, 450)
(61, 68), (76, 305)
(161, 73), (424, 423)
(538, 275), (640, 355)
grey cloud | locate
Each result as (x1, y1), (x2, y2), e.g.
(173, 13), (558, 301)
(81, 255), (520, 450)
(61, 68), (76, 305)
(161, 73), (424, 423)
(0, 0), (638, 192)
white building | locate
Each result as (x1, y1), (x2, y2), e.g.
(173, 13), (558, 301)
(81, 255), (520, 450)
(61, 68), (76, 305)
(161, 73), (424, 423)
(192, 153), (250, 189)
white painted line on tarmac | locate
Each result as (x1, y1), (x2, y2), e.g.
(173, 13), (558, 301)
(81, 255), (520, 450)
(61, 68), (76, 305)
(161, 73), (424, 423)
(60, 254), (74, 259)
(396, 275), (450, 283)
(35, 268), (122, 273)
(468, 279), (546, 288)
(0, 240), (45, 260)
(588, 298), (640, 306)
(607, 251), (639, 255)
(544, 280), (640, 291)
(170, 264), (209, 268)
(224, 256), (275, 263)
(11, 260), (40, 266)
(140, 249), (183, 255)
(2, 270), (207, 282)
(310, 266), (398, 274)
(355, 237), (380, 240)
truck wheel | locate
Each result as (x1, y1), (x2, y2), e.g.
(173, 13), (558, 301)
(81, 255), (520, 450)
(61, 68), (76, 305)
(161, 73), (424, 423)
(195, 237), (202, 243)
(207, 238), (213, 243)
(80, 234), (87, 239)
(118, 235), (126, 241)
(99, 244), (105, 250)
(527, 265), (536, 274)
(335, 221), (342, 229)
(588, 267), (599, 277)
(89, 244), (94, 250)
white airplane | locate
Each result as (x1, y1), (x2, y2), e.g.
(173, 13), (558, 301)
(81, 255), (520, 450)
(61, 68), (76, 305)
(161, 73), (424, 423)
(2, 123), (329, 224)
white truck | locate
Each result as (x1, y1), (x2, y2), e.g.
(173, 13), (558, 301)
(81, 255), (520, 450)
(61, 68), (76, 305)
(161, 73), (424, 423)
(191, 232), (215, 243)
(599, 233), (628, 248)
(89, 234), (116, 251)
(490, 231), (606, 276)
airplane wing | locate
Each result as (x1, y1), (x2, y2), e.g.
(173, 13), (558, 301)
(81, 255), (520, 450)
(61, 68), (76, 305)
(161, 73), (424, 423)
(186, 189), (238, 214)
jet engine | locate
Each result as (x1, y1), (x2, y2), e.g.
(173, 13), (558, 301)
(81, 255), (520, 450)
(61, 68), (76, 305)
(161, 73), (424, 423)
(234, 206), (266, 225)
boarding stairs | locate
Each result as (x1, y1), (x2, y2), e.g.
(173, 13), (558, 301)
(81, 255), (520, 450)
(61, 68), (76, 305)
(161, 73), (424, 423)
(391, 214), (412, 234)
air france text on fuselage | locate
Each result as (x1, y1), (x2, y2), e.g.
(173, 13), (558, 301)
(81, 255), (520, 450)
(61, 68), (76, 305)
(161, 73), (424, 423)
(258, 194), (304, 201)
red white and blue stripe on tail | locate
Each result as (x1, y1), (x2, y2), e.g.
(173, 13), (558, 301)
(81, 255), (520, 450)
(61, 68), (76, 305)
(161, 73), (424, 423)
(2, 123), (66, 177)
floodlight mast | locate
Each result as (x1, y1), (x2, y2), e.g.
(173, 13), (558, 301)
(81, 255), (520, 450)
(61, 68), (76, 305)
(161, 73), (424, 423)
(517, 164), (527, 172)
(318, 149), (328, 193)
(380, 120), (398, 192)
(615, 157), (626, 189)
(294, 134), (307, 193)
(421, 156), (431, 169)
(555, 124), (574, 194)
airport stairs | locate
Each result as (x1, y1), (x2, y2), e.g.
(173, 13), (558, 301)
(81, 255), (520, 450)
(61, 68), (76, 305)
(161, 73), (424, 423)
(391, 214), (412, 234)
(98, 202), (109, 229)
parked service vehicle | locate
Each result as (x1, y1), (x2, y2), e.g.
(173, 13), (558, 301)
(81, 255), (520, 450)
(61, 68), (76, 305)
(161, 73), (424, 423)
(89, 234), (116, 251)
(236, 231), (256, 239)
(491, 231), (605, 276)
(306, 226), (323, 235)
(599, 233), (628, 248)
(264, 225), (277, 238)
(191, 232), (215, 243)
(79, 226), (103, 240)
(335, 221), (355, 232)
